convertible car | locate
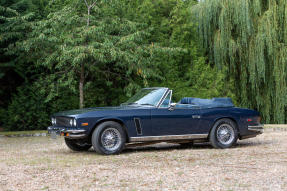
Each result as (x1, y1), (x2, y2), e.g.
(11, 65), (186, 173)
(48, 87), (263, 155)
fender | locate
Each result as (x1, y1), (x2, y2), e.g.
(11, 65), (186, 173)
(89, 116), (129, 137)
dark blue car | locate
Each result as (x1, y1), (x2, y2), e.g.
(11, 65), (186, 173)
(48, 87), (263, 155)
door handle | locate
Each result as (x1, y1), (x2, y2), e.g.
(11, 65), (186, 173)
(192, 115), (201, 119)
(168, 107), (175, 111)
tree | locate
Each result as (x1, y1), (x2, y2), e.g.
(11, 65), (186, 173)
(0, 4), (33, 107)
(78, 0), (97, 108)
(195, 0), (287, 123)
(0, 0), (46, 130)
(21, 0), (178, 108)
(130, 0), (234, 101)
(1, 0), (236, 131)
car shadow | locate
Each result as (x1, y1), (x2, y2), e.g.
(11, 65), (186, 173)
(121, 140), (273, 154)
(122, 143), (210, 154)
(235, 140), (274, 148)
(56, 139), (274, 155)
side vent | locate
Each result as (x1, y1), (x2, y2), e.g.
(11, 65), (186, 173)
(134, 118), (142, 135)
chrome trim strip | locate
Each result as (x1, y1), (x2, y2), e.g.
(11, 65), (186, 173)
(64, 129), (86, 133)
(156, 88), (169, 108)
(67, 134), (86, 138)
(130, 134), (208, 142)
(248, 125), (264, 128)
(169, 90), (172, 107)
(157, 89), (172, 108)
(248, 125), (264, 133)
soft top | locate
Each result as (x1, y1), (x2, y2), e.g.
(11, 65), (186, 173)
(178, 97), (234, 108)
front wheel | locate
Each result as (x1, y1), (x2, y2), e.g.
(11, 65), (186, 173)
(64, 138), (92, 151)
(209, 118), (238, 149)
(92, 121), (126, 155)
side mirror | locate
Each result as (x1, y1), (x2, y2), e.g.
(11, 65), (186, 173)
(168, 103), (176, 111)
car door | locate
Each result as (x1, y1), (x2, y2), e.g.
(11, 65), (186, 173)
(129, 108), (152, 137)
(151, 105), (202, 136)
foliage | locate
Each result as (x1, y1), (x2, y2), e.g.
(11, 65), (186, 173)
(0, 4), (32, 107)
(3, 84), (80, 131)
(142, 0), (235, 102)
(4, 86), (50, 131)
(21, 2), (182, 108)
(0, 0), (251, 131)
(195, 0), (287, 123)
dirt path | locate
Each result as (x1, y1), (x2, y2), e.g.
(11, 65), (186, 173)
(0, 131), (286, 191)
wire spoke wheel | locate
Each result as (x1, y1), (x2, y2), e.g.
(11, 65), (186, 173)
(92, 121), (126, 155)
(216, 124), (235, 145)
(100, 128), (122, 152)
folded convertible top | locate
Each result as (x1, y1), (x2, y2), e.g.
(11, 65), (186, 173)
(178, 97), (234, 108)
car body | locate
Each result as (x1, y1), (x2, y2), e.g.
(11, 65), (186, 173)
(48, 87), (263, 154)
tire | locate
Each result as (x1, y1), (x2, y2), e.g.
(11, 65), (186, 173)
(64, 138), (92, 151)
(92, 121), (126, 155)
(209, 118), (238, 149)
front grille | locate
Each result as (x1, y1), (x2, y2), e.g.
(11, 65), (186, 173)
(56, 117), (71, 127)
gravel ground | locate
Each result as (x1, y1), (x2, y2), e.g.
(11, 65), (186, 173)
(0, 131), (286, 191)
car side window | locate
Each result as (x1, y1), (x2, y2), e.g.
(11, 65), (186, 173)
(160, 91), (171, 108)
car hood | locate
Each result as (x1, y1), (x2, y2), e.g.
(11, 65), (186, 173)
(52, 105), (149, 116)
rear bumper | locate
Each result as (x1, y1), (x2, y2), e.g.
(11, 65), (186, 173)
(248, 125), (264, 134)
(240, 124), (263, 140)
(47, 126), (87, 139)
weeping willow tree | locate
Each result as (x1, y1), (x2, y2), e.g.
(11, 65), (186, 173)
(194, 0), (287, 123)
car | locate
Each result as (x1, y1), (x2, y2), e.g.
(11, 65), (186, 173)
(48, 87), (263, 155)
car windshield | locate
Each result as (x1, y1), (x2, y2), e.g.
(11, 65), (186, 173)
(122, 88), (167, 106)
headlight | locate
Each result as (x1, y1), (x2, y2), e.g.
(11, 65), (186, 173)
(51, 118), (56, 125)
(69, 118), (77, 127)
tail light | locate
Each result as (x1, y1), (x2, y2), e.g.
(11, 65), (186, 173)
(247, 116), (261, 123)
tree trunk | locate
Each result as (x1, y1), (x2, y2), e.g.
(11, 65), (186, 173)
(79, 63), (84, 109)
(79, 0), (95, 108)
(87, 7), (90, 26)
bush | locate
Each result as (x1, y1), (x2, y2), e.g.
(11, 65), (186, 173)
(0, 107), (6, 130)
(3, 84), (81, 131)
(3, 86), (50, 131)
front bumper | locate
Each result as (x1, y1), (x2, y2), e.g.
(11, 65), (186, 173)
(248, 124), (264, 134)
(47, 126), (87, 139)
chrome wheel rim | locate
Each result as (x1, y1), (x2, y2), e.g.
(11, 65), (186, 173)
(216, 124), (235, 145)
(101, 128), (122, 152)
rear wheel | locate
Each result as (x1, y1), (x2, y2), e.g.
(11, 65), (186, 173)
(64, 138), (92, 151)
(209, 118), (238, 149)
(92, 121), (126, 155)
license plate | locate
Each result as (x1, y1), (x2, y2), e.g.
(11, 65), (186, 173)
(51, 131), (57, 139)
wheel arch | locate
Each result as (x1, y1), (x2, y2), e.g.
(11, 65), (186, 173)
(208, 117), (240, 138)
(89, 118), (129, 142)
